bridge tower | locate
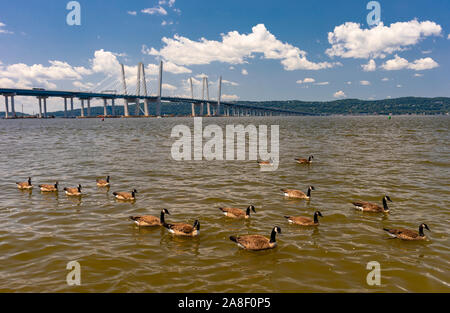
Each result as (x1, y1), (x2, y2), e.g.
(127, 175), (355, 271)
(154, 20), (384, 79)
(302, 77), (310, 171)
(156, 60), (162, 117)
(141, 63), (149, 116)
(190, 77), (195, 117)
(120, 63), (129, 117)
(217, 76), (222, 116)
(206, 77), (211, 116)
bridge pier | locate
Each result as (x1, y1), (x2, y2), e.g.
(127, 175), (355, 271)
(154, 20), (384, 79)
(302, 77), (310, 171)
(4, 96), (9, 118)
(37, 97), (42, 118)
(103, 98), (108, 116)
(124, 100), (129, 117)
(70, 97), (74, 117)
(64, 98), (68, 118)
(87, 99), (91, 116)
(43, 97), (48, 118)
(111, 98), (115, 116)
(135, 99), (140, 116)
(80, 99), (85, 117)
(144, 99), (149, 117)
(10, 95), (15, 117)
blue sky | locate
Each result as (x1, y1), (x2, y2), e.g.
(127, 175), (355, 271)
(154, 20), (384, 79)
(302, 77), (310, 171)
(0, 0), (449, 112)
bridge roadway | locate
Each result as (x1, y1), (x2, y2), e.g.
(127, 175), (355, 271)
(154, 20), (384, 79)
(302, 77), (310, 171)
(0, 88), (315, 118)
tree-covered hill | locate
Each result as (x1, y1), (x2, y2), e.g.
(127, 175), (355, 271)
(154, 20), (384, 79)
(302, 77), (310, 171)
(1, 97), (449, 118)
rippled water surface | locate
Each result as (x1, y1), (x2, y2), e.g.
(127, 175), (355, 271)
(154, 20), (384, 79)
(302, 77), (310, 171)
(0, 116), (449, 292)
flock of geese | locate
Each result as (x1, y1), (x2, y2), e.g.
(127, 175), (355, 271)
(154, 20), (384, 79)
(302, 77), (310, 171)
(15, 155), (430, 251)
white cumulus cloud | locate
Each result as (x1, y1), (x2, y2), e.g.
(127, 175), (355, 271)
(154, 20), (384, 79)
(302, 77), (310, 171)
(241, 69), (248, 75)
(222, 94), (239, 101)
(296, 78), (315, 84)
(141, 6), (167, 15)
(0, 21), (13, 34)
(362, 59), (376, 71)
(144, 24), (338, 71)
(360, 80), (371, 85)
(381, 54), (438, 71)
(326, 20), (442, 59)
(334, 90), (346, 98)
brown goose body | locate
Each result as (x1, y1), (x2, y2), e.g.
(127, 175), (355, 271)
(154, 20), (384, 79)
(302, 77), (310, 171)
(295, 155), (313, 164)
(16, 177), (33, 190)
(285, 211), (323, 226)
(39, 182), (58, 192)
(96, 176), (110, 187)
(230, 226), (281, 251)
(384, 223), (430, 241)
(281, 186), (314, 199)
(257, 160), (272, 166)
(113, 189), (137, 201)
(219, 205), (256, 219)
(64, 185), (82, 196)
(352, 195), (392, 213)
(164, 220), (200, 237)
(130, 209), (170, 227)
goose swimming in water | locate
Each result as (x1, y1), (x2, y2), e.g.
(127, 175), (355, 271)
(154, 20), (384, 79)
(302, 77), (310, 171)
(113, 189), (137, 201)
(129, 209), (170, 227)
(284, 211), (323, 226)
(39, 182), (59, 192)
(281, 186), (315, 199)
(219, 205), (256, 219)
(383, 223), (430, 241)
(295, 155), (314, 164)
(352, 195), (392, 213)
(96, 176), (110, 187)
(257, 159), (273, 166)
(164, 220), (200, 237)
(64, 184), (82, 196)
(230, 226), (281, 251)
(16, 177), (33, 190)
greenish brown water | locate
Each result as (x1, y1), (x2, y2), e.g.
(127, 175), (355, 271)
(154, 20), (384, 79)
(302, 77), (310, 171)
(0, 115), (449, 292)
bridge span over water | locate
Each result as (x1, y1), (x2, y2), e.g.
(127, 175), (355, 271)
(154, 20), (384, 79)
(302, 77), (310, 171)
(1, 62), (314, 118)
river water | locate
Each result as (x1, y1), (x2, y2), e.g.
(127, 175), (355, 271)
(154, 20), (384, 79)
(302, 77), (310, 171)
(0, 115), (448, 292)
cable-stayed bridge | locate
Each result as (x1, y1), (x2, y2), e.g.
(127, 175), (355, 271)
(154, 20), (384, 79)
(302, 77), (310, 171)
(0, 61), (314, 118)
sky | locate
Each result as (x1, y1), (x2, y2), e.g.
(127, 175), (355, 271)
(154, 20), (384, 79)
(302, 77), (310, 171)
(0, 0), (449, 113)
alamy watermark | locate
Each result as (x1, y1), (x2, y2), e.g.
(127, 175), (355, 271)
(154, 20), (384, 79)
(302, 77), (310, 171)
(66, 1), (81, 26)
(170, 118), (279, 171)
(366, 261), (381, 286)
(366, 1), (381, 26)
(66, 260), (81, 286)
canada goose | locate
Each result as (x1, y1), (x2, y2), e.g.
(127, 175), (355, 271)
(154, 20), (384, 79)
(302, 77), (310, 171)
(16, 177), (33, 190)
(295, 155), (314, 164)
(164, 220), (200, 237)
(39, 182), (59, 192)
(383, 223), (430, 241)
(285, 211), (323, 226)
(64, 184), (82, 196)
(113, 189), (137, 201)
(219, 205), (256, 219)
(352, 195), (392, 213)
(129, 209), (170, 227)
(281, 186), (315, 199)
(257, 159), (273, 166)
(230, 226), (281, 251)
(96, 176), (110, 187)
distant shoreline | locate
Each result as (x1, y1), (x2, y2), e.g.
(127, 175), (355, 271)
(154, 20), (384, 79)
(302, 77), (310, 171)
(1, 96), (449, 117)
